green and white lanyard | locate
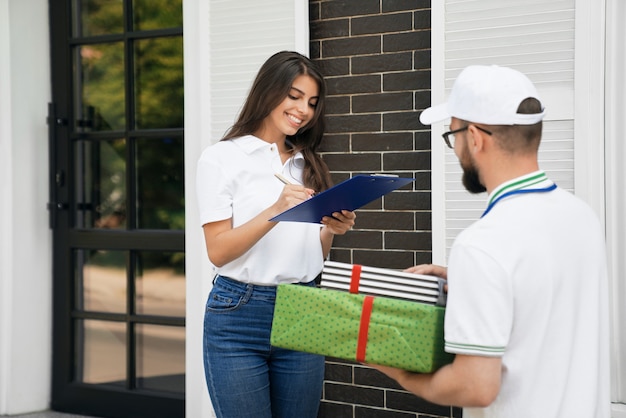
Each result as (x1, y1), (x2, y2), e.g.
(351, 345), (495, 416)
(481, 171), (557, 218)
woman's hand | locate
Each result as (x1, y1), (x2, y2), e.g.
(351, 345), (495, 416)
(272, 184), (316, 215)
(319, 210), (356, 258)
(321, 210), (356, 235)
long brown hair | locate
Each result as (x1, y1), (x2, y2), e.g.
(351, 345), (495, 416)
(222, 51), (332, 191)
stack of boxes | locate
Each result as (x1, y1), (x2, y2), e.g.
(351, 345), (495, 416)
(271, 261), (454, 373)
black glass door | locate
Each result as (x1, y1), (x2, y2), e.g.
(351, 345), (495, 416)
(49, 1), (185, 417)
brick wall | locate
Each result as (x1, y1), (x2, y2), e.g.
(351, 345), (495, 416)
(310, 1), (461, 417)
(311, 0), (433, 270)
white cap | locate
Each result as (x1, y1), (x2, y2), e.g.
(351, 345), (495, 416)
(419, 65), (546, 126)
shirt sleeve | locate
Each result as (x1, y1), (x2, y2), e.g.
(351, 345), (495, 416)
(444, 242), (513, 357)
(196, 148), (233, 226)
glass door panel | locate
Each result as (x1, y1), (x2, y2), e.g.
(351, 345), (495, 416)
(74, 43), (126, 131)
(50, 0), (184, 415)
(77, 249), (127, 313)
(73, 0), (124, 36)
(135, 251), (185, 316)
(136, 324), (185, 393)
(133, 0), (183, 30)
(134, 36), (184, 129)
(74, 139), (127, 229)
(135, 137), (184, 230)
(76, 319), (127, 385)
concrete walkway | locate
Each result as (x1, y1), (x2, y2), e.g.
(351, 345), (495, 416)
(2, 412), (98, 418)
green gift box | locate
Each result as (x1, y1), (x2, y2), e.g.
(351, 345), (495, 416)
(270, 284), (454, 373)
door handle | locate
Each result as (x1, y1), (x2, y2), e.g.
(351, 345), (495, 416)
(47, 103), (68, 229)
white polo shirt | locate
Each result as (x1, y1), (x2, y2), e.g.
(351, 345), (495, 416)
(196, 135), (324, 285)
(444, 171), (610, 417)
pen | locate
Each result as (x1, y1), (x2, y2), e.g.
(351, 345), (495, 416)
(274, 173), (318, 197)
(274, 173), (293, 185)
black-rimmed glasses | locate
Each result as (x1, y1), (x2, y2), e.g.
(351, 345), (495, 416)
(441, 125), (492, 149)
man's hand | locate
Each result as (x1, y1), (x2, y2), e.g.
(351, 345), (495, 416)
(368, 354), (502, 408)
(405, 264), (448, 292)
(404, 263), (447, 280)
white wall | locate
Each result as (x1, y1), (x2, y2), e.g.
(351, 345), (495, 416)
(183, 0), (214, 416)
(0, 0), (52, 414)
(606, 0), (626, 410)
(183, 1), (309, 417)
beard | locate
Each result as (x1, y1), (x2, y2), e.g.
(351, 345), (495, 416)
(460, 147), (487, 194)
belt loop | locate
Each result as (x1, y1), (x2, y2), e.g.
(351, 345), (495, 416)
(242, 283), (254, 303)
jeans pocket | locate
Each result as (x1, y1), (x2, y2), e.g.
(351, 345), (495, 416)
(206, 286), (244, 313)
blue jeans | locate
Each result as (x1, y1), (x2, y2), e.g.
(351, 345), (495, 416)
(203, 276), (325, 418)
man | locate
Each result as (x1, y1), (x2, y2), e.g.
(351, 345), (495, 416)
(373, 65), (610, 417)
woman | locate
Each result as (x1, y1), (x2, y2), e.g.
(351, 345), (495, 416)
(196, 51), (355, 418)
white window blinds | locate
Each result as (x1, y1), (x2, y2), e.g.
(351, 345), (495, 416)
(438, 0), (576, 254)
(208, 0), (309, 143)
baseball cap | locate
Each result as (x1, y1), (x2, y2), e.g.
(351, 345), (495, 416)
(419, 65), (546, 126)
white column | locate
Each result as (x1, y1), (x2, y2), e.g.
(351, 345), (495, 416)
(605, 0), (626, 412)
(183, 0), (216, 416)
(0, 0), (52, 414)
(183, 1), (310, 416)
(574, 0), (606, 218)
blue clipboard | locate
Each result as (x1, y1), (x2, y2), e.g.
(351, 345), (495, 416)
(270, 174), (414, 223)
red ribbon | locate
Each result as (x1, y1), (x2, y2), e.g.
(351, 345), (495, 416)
(356, 295), (375, 363)
(349, 264), (362, 294)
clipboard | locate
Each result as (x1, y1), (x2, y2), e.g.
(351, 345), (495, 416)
(270, 174), (414, 223)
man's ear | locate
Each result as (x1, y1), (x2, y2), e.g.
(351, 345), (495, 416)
(467, 125), (483, 152)
(467, 125), (483, 153)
